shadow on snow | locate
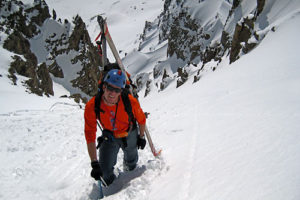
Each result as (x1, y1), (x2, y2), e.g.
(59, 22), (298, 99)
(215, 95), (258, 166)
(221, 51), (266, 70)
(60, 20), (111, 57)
(89, 165), (147, 199)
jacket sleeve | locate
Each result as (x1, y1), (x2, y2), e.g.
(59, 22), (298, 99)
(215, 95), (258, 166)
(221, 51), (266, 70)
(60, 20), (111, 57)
(84, 97), (97, 144)
(129, 95), (146, 125)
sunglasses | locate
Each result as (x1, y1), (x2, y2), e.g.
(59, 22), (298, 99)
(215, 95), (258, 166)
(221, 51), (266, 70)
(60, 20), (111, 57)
(105, 84), (122, 93)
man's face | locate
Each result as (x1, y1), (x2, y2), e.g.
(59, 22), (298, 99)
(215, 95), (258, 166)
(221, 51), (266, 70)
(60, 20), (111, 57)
(103, 83), (122, 104)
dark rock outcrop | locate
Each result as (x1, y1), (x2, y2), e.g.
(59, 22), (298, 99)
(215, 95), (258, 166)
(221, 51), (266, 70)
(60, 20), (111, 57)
(48, 60), (64, 78)
(2, 0), (101, 101)
(3, 31), (37, 65)
(68, 15), (101, 97)
(230, 16), (257, 63)
(176, 67), (188, 88)
(9, 56), (53, 96)
(2, 0), (53, 96)
(256, 0), (266, 17)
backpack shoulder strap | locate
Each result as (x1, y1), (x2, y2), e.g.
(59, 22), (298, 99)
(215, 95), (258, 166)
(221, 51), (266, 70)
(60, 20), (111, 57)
(94, 83), (104, 120)
(121, 89), (136, 126)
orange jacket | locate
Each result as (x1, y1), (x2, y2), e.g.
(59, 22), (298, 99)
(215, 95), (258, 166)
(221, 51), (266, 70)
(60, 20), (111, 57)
(84, 94), (146, 143)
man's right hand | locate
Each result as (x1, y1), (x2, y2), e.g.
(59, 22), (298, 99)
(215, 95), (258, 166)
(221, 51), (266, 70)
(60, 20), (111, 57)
(91, 161), (102, 180)
(137, 136), (146, 150)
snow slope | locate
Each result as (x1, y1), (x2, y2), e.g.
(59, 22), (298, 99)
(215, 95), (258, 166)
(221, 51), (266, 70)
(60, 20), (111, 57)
(1, 6), (300, 200)
(143, 13), (300, 200)
(1, 0), (300, 200)
(0, 45), (75, 114)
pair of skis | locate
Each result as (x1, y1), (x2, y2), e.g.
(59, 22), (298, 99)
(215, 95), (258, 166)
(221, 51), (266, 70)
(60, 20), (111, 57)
(96, 15), (161, 158)
(95, 15), (161, 199)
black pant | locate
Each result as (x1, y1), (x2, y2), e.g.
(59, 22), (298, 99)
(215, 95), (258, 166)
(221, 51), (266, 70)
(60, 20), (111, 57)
(99, 128), (138, 184)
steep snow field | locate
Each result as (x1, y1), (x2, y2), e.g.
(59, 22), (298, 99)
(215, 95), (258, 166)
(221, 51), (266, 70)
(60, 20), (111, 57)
(142, 13), (300, 200)
(1, 0), (300, 199)
(1, 11), (300, 200)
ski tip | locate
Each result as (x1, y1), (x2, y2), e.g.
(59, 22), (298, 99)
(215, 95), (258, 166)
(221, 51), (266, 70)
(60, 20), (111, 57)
(98, 180), (104, 199)
(154, 149), (162, 157)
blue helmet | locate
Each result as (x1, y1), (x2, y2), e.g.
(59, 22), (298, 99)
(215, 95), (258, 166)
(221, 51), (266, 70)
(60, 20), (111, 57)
(104, 69), (126, 88)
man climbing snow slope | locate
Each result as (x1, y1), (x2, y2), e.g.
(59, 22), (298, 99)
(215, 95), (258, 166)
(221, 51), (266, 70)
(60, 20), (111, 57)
(84, 69), (147, 186)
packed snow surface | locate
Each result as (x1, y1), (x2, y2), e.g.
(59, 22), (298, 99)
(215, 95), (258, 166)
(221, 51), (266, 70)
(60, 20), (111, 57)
(1, 0), (300, 200)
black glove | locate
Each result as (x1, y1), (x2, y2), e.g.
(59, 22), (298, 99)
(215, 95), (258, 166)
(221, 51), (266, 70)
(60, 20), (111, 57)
(91, 161), (102, 180)
(137, 136), (146, 150)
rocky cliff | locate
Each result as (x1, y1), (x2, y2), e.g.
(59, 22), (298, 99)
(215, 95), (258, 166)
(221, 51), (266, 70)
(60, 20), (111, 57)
(1, 0), (101, 103)
(136, 0), (276, 96)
